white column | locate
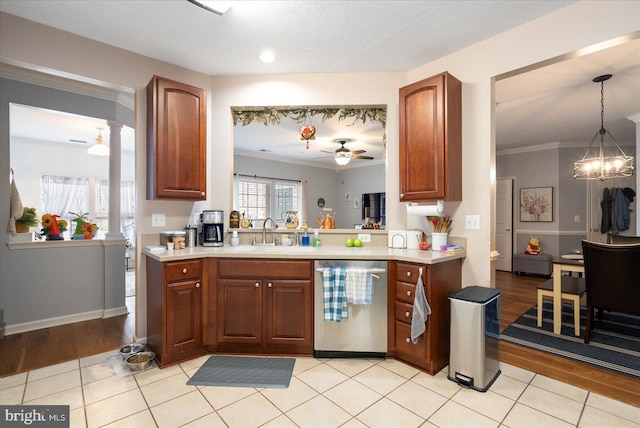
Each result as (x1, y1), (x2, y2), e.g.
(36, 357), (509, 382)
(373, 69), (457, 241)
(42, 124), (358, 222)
(106, 120), (124, 240)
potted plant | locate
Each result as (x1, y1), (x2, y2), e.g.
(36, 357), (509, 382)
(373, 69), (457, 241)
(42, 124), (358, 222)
(15, 207), (38, 233)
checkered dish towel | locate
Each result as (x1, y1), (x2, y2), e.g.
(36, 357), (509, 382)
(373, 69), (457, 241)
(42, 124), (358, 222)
(322, 267), (348, 322)
(345, 268), (373, 305)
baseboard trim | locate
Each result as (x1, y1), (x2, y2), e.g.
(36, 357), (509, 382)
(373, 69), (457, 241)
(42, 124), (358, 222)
(103, 306), (128, 318)
(5, 309), (105, 335)
(5, 305), (128, 335)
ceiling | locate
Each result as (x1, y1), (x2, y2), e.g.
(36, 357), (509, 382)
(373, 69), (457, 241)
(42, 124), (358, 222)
(2, 1), (638, 167)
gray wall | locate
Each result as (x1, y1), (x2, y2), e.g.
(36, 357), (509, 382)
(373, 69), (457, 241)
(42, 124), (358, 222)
(497, 143), (635, 259)
(1, 76), (130, 329)
(335, 163), (386, 228)
(234, 155), (385, 229)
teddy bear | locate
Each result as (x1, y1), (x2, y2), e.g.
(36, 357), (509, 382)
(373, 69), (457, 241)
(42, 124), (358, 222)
(525, 237), (542, 255)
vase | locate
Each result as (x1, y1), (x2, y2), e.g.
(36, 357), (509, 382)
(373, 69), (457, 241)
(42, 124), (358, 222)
(15, 223), (29, 233)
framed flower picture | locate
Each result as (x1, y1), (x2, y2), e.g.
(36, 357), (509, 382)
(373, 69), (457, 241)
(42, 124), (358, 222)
(520, 187), (553, 222)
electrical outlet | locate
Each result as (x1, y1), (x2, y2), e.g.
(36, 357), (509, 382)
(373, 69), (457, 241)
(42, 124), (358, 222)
(465, 214), (480, 230)
(358, 233), (371, 243)
(151, 213), (165, 227)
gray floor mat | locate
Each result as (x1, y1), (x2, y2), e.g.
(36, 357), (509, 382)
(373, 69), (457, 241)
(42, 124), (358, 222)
(186, 355), (295, 388)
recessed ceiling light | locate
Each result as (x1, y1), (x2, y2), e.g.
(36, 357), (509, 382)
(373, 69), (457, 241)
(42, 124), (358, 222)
(187, 0), (232, 15)
(259, 51), (275, 63)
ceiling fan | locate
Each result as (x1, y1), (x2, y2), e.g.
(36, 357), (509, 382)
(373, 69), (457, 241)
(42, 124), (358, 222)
(321, 139), (374, 165)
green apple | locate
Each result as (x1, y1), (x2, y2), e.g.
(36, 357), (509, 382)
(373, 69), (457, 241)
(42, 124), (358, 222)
(354, 239), (363, 247)
(345, 238), (354, 247)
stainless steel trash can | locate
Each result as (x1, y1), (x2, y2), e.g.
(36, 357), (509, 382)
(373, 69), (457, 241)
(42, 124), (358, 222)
(448, 286), (500, 392)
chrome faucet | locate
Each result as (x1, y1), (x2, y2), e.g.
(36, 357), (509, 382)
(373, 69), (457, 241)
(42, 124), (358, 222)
(262, 217), (275, 244)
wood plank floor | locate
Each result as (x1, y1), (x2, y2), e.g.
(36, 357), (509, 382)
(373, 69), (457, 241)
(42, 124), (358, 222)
(495, 270), (640, 408)
(1, 273), (638, 407)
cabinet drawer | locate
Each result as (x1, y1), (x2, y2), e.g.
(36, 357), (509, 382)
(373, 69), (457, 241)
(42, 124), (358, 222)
(394, 320), (425, 359)
(396, 281), (417, 304)
(219, 259), (311, 279)
(166, 260), (202, 282)
(395, 262), (424, 283)
(395, 301), (414, 323)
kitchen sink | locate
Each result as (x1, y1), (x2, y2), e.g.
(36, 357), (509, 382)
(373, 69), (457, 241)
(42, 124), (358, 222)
(259, 245), (317, 253)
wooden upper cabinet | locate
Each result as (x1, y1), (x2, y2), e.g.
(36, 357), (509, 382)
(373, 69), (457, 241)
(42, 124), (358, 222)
(147, 75), (206, 200)
(399, 72), (461, 202)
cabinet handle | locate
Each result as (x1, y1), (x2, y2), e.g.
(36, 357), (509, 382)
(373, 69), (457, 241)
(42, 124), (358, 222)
(406, 271), (411, 277)
(268, 282), (273, 287)
(201, 191), (205, 197)
(255, 282), (260, 288)
(195, 282), (200, 288)
(182, 268), (188, 274)
(405, 338), (410, 343)
(406, 291), (412, 297)
(405, 311), (411, 318)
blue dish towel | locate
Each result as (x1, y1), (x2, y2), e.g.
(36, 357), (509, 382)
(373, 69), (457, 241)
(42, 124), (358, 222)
(411, 270), (431, 343)
(322, 267), (348, 322)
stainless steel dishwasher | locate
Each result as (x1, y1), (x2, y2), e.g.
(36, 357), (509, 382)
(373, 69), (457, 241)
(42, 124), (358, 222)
(314, 260), (388, 358)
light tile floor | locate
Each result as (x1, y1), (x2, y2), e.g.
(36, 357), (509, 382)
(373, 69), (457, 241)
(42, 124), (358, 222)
(1, 351), (639, 428)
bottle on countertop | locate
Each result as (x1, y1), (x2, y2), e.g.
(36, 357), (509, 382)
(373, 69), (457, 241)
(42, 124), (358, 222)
(312, 230), (321, 247)
(230, 230), (240, 246)
(301, 229), (310, 247)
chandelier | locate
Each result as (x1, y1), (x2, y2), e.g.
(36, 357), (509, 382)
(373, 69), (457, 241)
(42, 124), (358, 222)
(87, 127), (109, 157)
(574, 74), (634, 180)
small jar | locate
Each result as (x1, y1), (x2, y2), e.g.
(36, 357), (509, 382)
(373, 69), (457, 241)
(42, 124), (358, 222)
(230, 230), (240, 246)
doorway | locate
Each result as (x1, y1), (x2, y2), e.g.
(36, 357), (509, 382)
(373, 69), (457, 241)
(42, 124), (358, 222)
(495, 178), (514, 271)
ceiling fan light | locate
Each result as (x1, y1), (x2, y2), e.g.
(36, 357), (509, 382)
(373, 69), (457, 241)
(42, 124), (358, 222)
(335, 156), (351, 166)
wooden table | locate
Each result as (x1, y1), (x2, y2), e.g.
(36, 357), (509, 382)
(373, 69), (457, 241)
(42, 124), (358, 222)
(551, 259), (585, 334)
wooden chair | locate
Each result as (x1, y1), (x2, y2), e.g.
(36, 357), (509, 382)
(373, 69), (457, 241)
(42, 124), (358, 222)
(537, 276), (585, 336)
(608, 233), (640, 244)
(581, 240), (640, 344)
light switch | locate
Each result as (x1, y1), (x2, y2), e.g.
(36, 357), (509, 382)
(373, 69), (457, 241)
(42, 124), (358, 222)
(465, 214), (480, 230)
(574, 215), (580, 223)
(152, 213), (166, 227)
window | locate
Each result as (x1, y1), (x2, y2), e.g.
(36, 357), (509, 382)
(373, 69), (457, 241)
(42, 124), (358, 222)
(41, 175), (135, 241)
(235, 177), (300, 228)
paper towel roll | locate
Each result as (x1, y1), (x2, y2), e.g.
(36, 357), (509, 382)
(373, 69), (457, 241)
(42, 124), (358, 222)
(406, 201), (444, 217)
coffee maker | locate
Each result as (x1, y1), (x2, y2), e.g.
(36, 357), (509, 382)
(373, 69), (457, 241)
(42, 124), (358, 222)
(200, 210), (224, 247)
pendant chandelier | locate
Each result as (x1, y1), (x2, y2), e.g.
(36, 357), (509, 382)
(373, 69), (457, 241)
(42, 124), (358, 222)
(574, 74), (634, 180)
(87, 127), (109, 157)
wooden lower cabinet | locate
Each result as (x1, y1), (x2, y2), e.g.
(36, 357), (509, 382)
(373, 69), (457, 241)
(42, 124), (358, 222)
(146, 257), (206, 367)
(211, 258), (313, 355)
(388, 259), (461, 374)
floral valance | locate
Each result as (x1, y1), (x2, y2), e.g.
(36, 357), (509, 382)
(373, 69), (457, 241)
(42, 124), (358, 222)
(232, 107), (386, 129)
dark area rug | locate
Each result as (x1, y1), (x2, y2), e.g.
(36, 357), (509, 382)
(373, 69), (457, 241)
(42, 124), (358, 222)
(501, 301), (640, 379)
(187, 355), (295, 388)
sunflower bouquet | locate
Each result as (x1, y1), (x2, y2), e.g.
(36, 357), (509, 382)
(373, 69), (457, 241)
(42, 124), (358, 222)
(41, 213), (67, 240)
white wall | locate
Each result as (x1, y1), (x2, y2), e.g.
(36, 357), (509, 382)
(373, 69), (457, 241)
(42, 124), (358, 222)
(404, 0), (640, 286)
(1, 1), (638, 338)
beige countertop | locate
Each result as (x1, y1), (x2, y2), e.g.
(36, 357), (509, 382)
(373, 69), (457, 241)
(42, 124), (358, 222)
(142, 244), (465, 264)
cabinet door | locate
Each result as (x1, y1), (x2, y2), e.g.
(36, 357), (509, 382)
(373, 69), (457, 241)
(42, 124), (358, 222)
(399, 72), (461, 202)
(166, 279), (202, 354)
(217, 278), (262, 344)
(265, 280), (312, 348)
(147, 76), (206, 200)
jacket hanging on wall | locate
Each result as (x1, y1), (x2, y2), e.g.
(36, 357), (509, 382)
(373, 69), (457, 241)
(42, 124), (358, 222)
(614, 187), (632, 232)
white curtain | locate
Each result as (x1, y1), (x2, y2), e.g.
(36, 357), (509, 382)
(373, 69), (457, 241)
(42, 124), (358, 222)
(299, 179), (308, 227)
(41, 175), (89, 219)
(121, 180), (136, 246)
